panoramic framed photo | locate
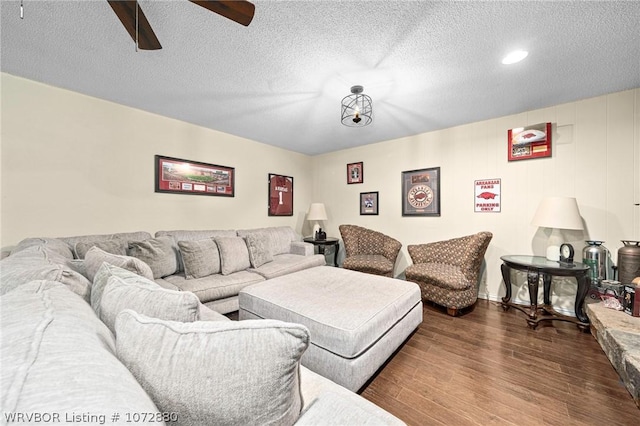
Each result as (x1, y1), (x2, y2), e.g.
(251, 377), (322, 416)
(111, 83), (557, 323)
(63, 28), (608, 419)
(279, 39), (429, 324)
(401, 167), (440, 216)
(268, 173), (293, 216)
(507, 122), (552, 161)
(347, 162), (364, 184)
(155, 155), (234, 197)
(360, 191), (379, 215)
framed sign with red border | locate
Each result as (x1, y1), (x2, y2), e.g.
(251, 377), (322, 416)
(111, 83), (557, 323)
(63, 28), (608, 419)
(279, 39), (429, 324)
(347, 162), (364, 184)
(268, 173), (294, 216)
(155, 155), (234, 197)
(402, 167), (440, 216)
(508, 122), (552, 161)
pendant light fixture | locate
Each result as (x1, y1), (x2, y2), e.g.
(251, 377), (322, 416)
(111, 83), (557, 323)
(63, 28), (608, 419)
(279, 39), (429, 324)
(341, 85), (372, 127)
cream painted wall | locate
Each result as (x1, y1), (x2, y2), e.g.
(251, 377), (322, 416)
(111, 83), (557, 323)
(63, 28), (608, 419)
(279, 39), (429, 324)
(2, 73), (639, 313)
(313, 88), (640, 313)
(1, 74), (313, 248)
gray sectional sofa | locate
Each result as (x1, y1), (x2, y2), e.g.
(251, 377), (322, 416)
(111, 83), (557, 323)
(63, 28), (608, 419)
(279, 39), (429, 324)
(0, 227), (404, 425)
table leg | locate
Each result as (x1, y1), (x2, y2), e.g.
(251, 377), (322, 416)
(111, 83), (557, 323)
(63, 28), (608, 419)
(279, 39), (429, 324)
(542, 273), (552, 314)
(574, 271), (590, 325)
(318, 245), (326, 255)
(527, 269), (540, 328)
(333, 243), (338, 267)
(500, 263), (512, 310)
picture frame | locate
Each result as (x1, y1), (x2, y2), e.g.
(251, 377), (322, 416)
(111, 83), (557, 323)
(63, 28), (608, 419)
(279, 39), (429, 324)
(360, 191), (379, 215)
(155, 155), (234, 197)
(507, 122), (552, 161)
(347, 162), (364, 184)
(401, 167), (440, 216)
(268, 173), (294, 216)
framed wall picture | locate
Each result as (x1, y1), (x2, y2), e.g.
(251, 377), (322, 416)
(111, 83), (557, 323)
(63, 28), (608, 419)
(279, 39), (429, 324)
(360, 191), (379, 215)
(508, 122), (552, 161)
(155, 155), (234, 197)
(401, 167), (440, 216)
(268, 173), (293, 216)
(347, 162), (364, 184)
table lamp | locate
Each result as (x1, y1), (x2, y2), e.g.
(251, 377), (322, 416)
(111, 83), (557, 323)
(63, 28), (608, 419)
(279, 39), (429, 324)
(307, 203), (328, 239)
(531, 197), (584, 261)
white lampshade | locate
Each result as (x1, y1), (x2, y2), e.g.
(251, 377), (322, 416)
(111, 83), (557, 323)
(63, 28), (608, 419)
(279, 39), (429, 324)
(531, 197), (583, 261)
(307, 203), (328, 221)
(307, 203), (328, 238)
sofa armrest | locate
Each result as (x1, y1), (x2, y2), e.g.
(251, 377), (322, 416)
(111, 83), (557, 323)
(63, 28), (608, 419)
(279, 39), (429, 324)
(291, 241), (315, 256)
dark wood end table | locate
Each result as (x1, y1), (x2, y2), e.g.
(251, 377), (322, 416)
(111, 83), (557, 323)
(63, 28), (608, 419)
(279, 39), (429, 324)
(500, 255), (591, 331)
(303, 237), (339, 267)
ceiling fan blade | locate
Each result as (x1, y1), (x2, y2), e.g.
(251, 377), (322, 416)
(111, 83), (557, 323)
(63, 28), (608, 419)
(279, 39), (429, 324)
(107, 1), (162, 50)
(189, 1), (255, 27)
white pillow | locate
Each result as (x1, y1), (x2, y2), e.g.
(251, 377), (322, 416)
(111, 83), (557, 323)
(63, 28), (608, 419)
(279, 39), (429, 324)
(115, 310), (309, 426)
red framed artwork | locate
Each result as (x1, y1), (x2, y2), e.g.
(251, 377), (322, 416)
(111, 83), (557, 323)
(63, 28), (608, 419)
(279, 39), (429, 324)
(268, 173), (293, 216)
(508, 122), (552, 161)
(155, 155), (234, 196)
(347, 162), (363, 184)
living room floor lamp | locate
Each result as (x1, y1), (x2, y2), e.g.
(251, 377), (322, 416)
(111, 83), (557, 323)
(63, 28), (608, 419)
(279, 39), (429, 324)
(531, 196), (584, 261)
(307, 203), (328, 238)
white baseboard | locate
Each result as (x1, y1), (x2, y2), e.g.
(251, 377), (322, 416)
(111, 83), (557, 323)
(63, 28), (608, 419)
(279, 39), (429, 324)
(477, 292), (576, 317)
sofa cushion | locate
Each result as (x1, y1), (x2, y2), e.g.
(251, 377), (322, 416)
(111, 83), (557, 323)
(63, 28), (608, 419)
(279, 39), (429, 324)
(245, 233), (274, 268)
(92, 263), (161, 319)
(116, 310), (309, 426)
(84, 246), (154, 282)
(177, 238), (221, 279)
(215, 237), (251, 275)
(74, 239), (127, 260)
(1, 280), (160, 419)
(162, 270), (265, 303)
(0, 246), (91, 302)
(59, 231), (153, 257)
(128, 236), (179, 279)
(238, 227), (298, 256)
(100, 274), (200, 335)
(10, 237), (74, 259)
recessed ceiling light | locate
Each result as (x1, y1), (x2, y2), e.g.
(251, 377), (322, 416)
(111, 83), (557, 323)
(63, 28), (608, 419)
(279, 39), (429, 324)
(502, 50), (528, 65)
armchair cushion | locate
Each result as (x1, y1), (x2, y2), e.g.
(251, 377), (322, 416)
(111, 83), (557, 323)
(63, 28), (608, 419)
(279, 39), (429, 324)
(404, 263), (468, 291)
(342, 255), (395, 277)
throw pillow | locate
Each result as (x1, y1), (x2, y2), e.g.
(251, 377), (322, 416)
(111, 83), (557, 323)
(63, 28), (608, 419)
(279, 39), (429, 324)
(115, 310), (309, 426)
(244, 233), (273, 268)
(215, 237), (251, 275)
(177, 239), (221, 279)
(100, 275), (200, 335)
(128, 236), (179, 279)
(92, 263), (159, 318)
(74, 239), (127, 260)
(84, 246), (154, 282)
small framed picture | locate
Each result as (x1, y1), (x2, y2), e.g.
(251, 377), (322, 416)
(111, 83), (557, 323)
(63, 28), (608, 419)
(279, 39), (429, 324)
(347, 162), (364, 184)
(401, 167), (440, 216)
(360, 191), (379, 215)
(507, 122), (552, 161)
(268, 174), (293, 216)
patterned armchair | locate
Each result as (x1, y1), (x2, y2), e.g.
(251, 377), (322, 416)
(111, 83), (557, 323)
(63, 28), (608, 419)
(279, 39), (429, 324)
(405, 232), (492, 316)
(338, 225), (402, 277)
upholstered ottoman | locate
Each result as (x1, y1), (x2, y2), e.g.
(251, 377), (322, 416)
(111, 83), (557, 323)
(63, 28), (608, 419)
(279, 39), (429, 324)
(238, 266), (423, 392)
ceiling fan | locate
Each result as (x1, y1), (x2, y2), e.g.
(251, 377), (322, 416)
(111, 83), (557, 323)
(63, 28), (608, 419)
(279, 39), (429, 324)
(107, 0), (255, 50)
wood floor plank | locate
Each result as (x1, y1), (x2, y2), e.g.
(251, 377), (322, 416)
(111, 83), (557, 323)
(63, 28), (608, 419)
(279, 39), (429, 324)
(361, 301), (639, 426)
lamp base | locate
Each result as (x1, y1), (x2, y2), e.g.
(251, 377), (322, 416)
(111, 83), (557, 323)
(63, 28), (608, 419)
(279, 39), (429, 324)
(312, 223), (320, 239)
(546, 228), (562, 261)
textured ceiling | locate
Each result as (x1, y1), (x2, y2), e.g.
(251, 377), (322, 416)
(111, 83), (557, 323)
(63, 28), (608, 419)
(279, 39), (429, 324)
(2, 0), (639, 155)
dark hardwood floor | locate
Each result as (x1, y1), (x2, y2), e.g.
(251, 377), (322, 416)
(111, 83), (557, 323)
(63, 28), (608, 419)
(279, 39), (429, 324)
(361, 300), (639, 426)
